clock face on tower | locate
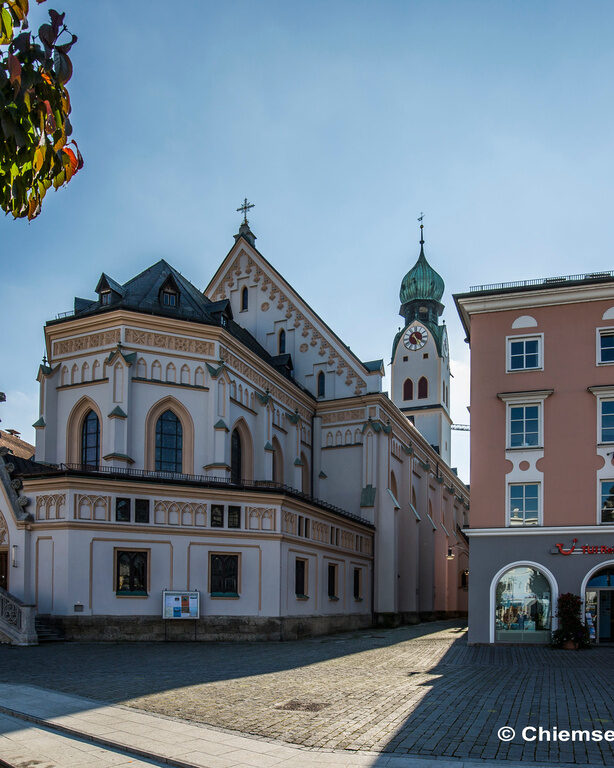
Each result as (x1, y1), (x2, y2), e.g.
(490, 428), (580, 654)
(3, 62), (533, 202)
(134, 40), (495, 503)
(403, 324), (428, 351)
(442, 333), (449, 359)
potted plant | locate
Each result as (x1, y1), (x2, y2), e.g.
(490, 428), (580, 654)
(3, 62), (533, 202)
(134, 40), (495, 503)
(551, 592), (590, 649)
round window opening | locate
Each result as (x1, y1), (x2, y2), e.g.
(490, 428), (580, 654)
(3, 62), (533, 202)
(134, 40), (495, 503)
(495, 566), (552, 643)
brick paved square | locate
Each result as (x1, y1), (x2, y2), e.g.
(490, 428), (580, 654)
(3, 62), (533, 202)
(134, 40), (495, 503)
(1, 620), (613, 764)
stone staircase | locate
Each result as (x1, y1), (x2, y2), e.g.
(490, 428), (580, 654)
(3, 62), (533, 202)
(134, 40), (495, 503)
(0, 586), (38, 645)
(34, 615), (65, 643)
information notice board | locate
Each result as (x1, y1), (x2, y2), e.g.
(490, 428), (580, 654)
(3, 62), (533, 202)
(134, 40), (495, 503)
(162, 590), (200, 619)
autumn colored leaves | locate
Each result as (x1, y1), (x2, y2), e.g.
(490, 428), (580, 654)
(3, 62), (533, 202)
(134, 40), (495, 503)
(0, 0), (82, 219)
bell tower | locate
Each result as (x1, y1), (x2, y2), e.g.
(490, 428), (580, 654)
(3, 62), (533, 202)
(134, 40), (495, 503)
(391, 224), (452, 464)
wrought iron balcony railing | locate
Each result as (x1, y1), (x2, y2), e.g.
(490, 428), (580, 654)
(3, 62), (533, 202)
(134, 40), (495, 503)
(21, 462), (375, 529)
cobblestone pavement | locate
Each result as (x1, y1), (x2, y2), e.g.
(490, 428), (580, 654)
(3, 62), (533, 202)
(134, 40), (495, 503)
(1, 620), (613, 765)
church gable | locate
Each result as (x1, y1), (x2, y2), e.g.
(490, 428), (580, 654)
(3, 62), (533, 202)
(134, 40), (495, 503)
(206, 235), (382, 398)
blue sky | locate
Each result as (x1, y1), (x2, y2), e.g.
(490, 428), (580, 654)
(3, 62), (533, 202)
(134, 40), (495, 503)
(3, 0), (614, 483)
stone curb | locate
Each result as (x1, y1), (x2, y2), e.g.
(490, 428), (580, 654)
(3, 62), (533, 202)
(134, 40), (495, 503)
(0, 703), (198, 768)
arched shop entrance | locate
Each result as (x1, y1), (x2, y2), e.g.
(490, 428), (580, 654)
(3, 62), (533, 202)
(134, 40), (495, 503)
(492, 563), (554, 644)
(584, 564), (614, 644)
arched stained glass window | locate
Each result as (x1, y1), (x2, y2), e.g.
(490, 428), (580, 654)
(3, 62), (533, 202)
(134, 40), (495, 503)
(317, 371), (325, 398)
(155, 410), (183, 473)
(81, 410), (100, 467)
(241, 286), (248, 311)
(231, 428), (242, 484)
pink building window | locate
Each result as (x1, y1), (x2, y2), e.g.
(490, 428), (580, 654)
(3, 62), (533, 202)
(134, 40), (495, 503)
(509, 483), (539, 526)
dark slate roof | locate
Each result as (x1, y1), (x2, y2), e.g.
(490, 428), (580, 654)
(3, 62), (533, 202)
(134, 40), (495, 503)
(1, 453), (47, 473)
(49, 259), (312, 395)
(96, 273), (125, 296)
(362, 359), (384, 373)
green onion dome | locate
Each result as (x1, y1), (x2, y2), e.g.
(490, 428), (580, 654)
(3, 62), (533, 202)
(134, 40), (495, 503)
(399, 237), (444, 304)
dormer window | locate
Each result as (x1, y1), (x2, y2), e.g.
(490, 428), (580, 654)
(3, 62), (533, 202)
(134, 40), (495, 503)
(100, 291), (112, 306)
(162, 290), (177, 307)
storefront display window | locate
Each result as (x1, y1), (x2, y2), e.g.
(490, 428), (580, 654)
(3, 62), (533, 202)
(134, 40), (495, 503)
(495, 566), (551, 643)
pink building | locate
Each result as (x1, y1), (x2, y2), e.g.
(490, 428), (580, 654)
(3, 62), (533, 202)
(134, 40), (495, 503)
(456, 271), (614, 644)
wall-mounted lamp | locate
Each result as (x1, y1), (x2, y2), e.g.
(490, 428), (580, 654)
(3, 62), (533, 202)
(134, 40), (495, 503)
(446, 547), (455, 560)
(11, 544), (17, 568)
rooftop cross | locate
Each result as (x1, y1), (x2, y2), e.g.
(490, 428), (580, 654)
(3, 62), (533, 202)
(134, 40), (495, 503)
(417, 212), (425, 244)
(237, 197), (255, 225)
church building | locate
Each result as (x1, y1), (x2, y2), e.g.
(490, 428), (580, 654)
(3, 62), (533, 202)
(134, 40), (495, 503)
(0, 212), (469, 644)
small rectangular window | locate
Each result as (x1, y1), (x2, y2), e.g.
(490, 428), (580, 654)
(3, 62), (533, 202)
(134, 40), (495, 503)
(509, 404), (540, 448)
(134, 499), (149, 524)
(116, 550), (147, 595)
(304, 518), (310, 538)
(210, 553), (239, 596)
(162, 291), (177, 306)
(329, 526), (335, 544)
(298, 516), (304, 537)
(508, 337), (541, 371)
(353, 568), (362, 600)
(509, 483), (539, 526)
(115, 497), (131, 522)
(295, 559), (307, 597)
(600, 332), (614, 363)
(100, 291), (112, 305)
(227, 506), (241, 528)
(327, 563), (338, 599)
(601, 401), (614, 442)
(211, 505), (224, 527)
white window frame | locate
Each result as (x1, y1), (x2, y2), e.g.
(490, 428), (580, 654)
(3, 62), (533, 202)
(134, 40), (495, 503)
(596, 326), (614, 366)
(600, 399), (614, 444)
(498, 390), (552, 450)
(505, 333), (544, 373)
(507, 402), (542, 450)
(598, 478), (614, 525)
(589, 387), (614, 445)
(506, 481), (542, 527)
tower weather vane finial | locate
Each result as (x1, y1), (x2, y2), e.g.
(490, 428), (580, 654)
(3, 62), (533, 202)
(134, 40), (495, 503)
(417, 212), (424, 245)
(237, 197), (255, 225)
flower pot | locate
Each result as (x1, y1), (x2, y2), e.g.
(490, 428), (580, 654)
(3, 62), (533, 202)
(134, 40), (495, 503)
(562, 639), (578, 650)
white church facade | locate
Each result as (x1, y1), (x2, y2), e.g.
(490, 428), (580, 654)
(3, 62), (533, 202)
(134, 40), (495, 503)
(0, 217), (469, 643)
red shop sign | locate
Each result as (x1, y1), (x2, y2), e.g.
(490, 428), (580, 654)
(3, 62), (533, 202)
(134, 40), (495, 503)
(556, 538), (614, 556)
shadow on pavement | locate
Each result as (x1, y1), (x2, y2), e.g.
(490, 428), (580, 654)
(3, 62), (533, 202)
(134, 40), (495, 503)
(369, 636), (614, 767)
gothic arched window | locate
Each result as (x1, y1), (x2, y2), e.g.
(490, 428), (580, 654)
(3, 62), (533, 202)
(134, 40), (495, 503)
(155, 410), (183, 473)
(231, 428), (242, 484)
(403, 378), (413, 401)
(241, 286), (248, 311)
(418, 376), (428, 399)
(278, 329), (286, 354)
(81, 410), (100, 467)
(317, 371), (325, 398)
(272, 437), (283, 483)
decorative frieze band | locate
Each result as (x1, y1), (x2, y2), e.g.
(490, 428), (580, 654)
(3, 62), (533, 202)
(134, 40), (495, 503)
(35, 494), (66, 520)
(321, 408), (366, 425)
(53, 330), (120, 356)
(246, 507), (276, 531)
(125, 328), (214, 356)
